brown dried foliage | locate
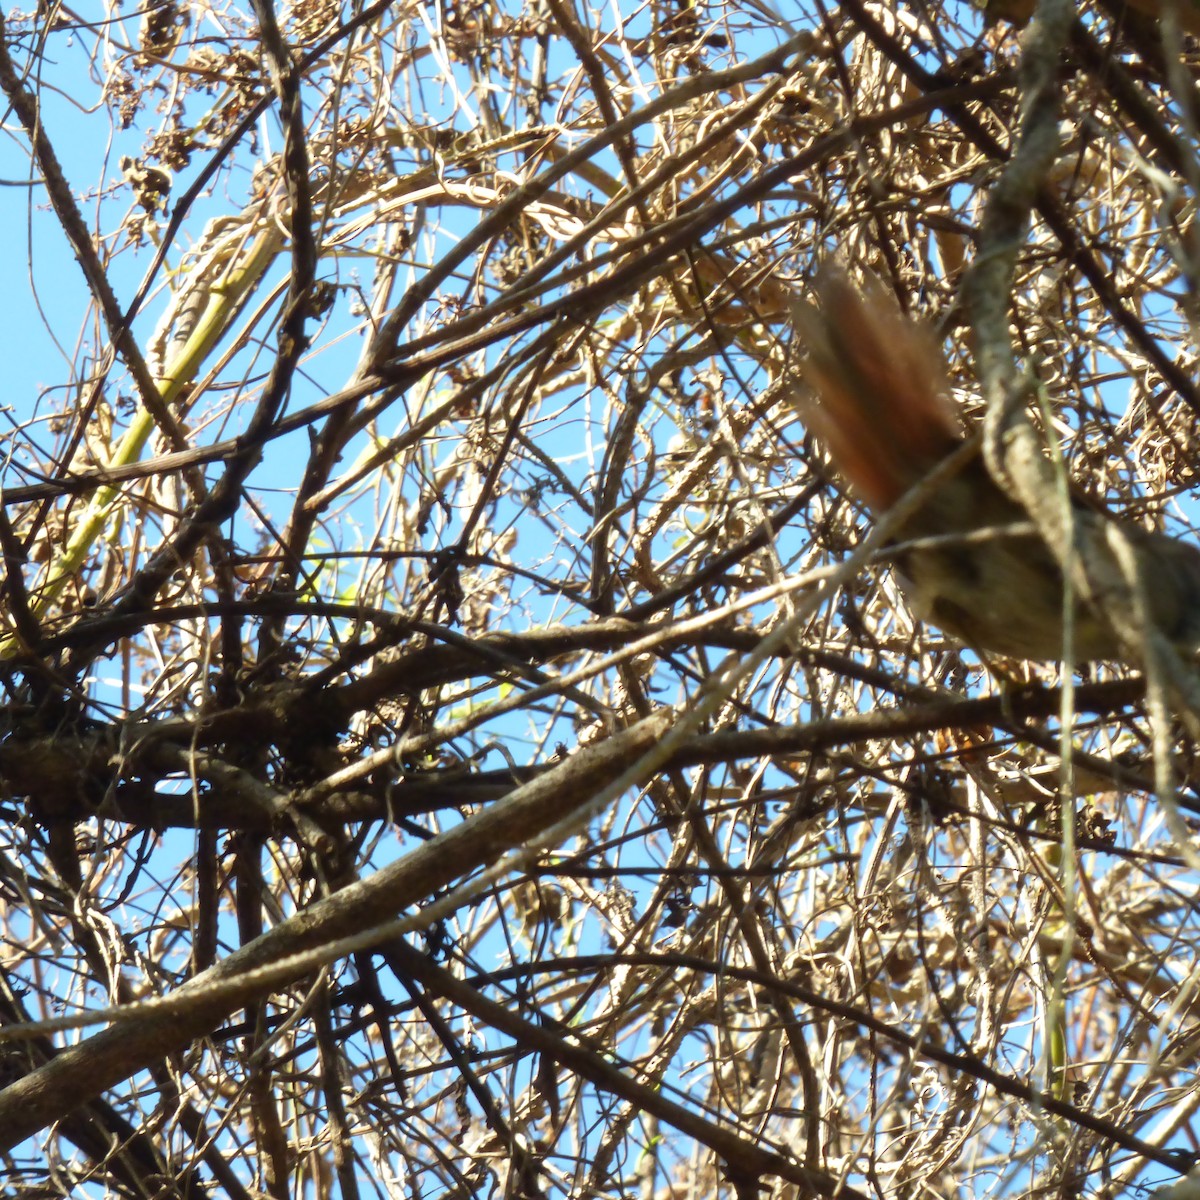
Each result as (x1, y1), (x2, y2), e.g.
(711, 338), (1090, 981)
(0, 1), (1198, 1198)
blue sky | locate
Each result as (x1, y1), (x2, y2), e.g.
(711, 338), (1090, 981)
(6, 2), (1200, 1197)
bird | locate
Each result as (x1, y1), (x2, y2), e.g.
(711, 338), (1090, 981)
(788, 267), (1200, 663)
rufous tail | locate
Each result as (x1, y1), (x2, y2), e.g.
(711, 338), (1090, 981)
(789, 268), (962, 512)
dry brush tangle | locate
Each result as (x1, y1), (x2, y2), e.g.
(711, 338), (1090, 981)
(2, 1), (1200, 1198)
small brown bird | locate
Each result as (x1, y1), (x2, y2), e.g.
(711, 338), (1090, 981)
(789, 268), (1200, 663)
